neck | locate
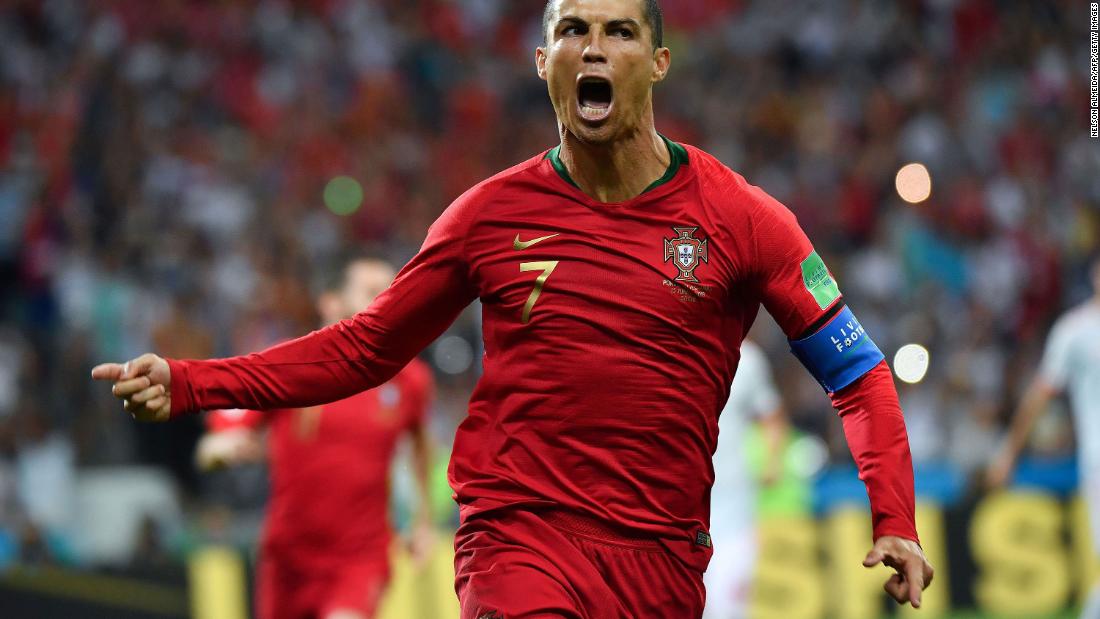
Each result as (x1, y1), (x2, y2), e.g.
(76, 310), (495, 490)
(557, 117), (669, 203)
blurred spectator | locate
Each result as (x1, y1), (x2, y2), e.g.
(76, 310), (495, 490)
(15, 407), (74, 539)
(128, 513), (175, 576)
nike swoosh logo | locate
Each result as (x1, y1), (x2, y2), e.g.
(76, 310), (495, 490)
(513, 233), (560, 250)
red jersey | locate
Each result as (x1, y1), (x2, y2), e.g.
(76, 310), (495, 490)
(206, 360), (432, 568)
(169, 140), (916, 572)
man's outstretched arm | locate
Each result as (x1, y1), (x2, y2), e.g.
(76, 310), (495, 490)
(748, 186), (932, 608)
(93, 199), (479, 421)
(831, 361), (932, 607)
(985, 377), (1058, 487)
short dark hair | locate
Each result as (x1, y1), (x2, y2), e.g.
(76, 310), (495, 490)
(543, 0), (663, 50)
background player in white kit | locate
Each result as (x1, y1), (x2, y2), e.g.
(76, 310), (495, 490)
(987, 257), (1100, 619)
(706, 339), (788, 619)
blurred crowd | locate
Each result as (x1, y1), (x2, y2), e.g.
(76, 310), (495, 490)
(0, 0), (1096, 569)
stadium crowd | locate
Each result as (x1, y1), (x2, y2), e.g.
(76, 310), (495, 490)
(0, 0), (1094, 570)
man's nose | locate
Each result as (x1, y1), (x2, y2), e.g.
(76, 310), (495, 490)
(582, 31), (607, 63)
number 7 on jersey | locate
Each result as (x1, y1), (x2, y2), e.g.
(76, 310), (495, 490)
(519, 261), (558, 324)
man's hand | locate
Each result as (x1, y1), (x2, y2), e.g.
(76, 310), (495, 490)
(863, 536), (934, 608)
(196, 429), (265, 471)
(985, 450), (1015, 489)
(408, 518), (437, 571)
(91, 353), (172, 422)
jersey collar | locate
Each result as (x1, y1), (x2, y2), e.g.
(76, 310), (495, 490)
(545, 135), (689, 196)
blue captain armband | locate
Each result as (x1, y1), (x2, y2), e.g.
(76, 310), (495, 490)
(789, 305), (884, 394)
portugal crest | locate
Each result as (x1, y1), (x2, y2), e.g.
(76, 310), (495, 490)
(663, 227), (709, 283)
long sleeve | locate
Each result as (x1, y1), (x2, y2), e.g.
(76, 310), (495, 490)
(168, 198), (479, 416)
(746, 183), (918, 544)
(832, 361), (919, 543)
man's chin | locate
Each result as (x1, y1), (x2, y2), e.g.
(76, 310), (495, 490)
(567, 121), (618, 146)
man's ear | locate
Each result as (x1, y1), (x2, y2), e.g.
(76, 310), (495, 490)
(652, 47), (671, 83)
(536, 46), (548, 81)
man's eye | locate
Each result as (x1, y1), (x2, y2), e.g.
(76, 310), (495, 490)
(562, 26), (581, 36)
(613, 28), (633, 38)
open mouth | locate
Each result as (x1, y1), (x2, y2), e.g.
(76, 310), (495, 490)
(577, 77), (613, 122)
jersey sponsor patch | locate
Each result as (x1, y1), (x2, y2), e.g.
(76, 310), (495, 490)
(789, 305), (884, 393)
(800, 251), (841, 310)
(695, 530), (712, 548)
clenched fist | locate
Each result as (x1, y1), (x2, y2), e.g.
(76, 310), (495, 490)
(91, 353), (172, 421)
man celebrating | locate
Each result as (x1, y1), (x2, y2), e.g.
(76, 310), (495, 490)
(196, 256), (435, 619)
(94, 1), (932, 616)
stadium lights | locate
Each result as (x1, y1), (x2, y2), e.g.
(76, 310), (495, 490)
(788, 435), (829, 478)
(433, 335), (474, 375)
(323, 175), (364, 215)
(893, 344), (931, 384)
(895, 163), (932, 204)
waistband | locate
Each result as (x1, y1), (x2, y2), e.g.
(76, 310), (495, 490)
(537, 509), (664, 551)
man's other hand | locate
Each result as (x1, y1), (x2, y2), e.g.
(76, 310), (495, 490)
(196, 429), (264, 471)
(984, 451), (1016, 489)
(863, 536), (934, 608)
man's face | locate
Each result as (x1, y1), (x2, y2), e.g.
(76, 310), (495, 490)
(319, 260), (396, 324)
(537, 0), (669, 145)
(341, 260), (396, 319)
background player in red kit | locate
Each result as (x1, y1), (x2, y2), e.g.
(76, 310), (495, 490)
(196, 256), (436, 619)
(93, 0), (933, 616)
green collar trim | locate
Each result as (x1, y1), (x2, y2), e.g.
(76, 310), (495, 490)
(545, 135), (689, 196)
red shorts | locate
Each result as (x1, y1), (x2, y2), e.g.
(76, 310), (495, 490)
(257, 550), (390, 619)
(454, 508), (706, 619)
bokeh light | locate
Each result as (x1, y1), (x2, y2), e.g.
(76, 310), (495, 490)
(895, 163), (932, 204)
(323, 176), (364, 216)
(788, 435), (829, 478)
(433, 335), (474, 375)
(893, 343), (931, 384)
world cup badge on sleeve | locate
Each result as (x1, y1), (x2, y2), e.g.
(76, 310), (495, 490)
(663, 227), (709, 283)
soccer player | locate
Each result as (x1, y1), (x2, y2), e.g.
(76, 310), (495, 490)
(199, 255), (436, 619)
(92, 1), (933, 616)
(987, 256), (1100, 619)
(705, 339), (787, 619)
